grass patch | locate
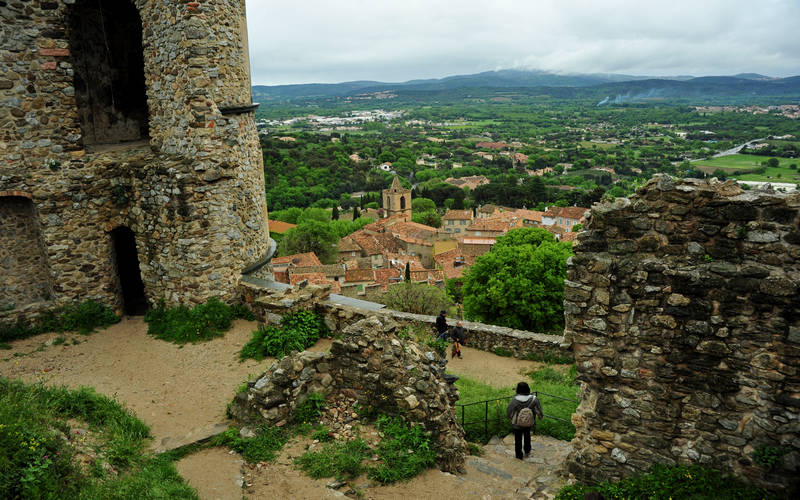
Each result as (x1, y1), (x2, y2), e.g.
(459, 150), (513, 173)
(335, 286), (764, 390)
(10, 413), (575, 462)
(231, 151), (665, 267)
(368, 416), (437, 484)
(0, 377), (196, 499)
(144, 297), (254, 344)
(209, 425), (288, 463)
(455, 364), (579, 442)
(295, 438), (370, 480)
(239, 310), (329, 360)
(0, 300), (119, 343)
(555, 463), (774, 500)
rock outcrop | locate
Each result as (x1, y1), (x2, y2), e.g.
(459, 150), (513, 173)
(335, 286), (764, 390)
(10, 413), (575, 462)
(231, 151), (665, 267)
(229, 316), (468, 473)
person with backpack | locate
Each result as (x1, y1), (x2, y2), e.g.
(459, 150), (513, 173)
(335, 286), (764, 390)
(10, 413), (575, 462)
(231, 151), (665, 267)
(506, 381), (544, 460)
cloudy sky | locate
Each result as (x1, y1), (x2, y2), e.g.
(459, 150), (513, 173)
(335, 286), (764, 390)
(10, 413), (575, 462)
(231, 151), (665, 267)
(245, 0), (800, 86)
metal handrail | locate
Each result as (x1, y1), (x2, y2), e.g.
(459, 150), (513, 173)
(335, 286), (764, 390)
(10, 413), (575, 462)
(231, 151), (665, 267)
(454, 391), (580, 436)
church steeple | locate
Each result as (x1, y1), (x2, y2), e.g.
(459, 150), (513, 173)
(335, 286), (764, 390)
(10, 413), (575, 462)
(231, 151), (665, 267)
(382, 176), (412, 220)
(390, 176), (403, 190)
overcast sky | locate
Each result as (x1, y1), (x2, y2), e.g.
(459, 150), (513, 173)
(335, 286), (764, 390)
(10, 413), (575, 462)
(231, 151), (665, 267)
(245, 0), (800, 86)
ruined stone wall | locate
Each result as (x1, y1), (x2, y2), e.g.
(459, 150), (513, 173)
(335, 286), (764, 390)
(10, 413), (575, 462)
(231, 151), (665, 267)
(565, 176), (799, 493)
(230, 316), (468, 473)
(0, 194), (53, 310)
(1, 0), (269, 319)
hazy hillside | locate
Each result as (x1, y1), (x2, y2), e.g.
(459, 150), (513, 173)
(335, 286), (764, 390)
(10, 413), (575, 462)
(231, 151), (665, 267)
(252, 69), (800, 103)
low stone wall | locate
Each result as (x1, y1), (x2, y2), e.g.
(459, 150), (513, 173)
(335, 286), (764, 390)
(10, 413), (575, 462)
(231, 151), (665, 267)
(238, 279), (570, 362)
(229, 316), (468, 473)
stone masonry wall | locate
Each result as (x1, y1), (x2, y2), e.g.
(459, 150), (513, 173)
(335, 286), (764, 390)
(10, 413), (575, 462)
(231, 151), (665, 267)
(1, 0), (269, 321)
(230, 316), (468, 473)
(0, 194), (53, 310)
(564, 176), (799, 493)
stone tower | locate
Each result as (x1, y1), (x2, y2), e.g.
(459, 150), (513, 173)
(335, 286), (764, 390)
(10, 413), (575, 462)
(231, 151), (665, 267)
(382, 176), (411, 220)
(0, 0), (271, 318)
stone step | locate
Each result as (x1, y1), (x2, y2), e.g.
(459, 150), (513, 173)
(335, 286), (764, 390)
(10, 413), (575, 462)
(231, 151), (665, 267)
(153, 421), (230, 454)
(454, 434), (572, 499)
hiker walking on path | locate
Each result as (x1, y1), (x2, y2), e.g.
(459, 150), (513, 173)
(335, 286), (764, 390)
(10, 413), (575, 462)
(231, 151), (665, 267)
(506, 381), (544, 460)
(435, 310), (449, 341)
(451, 321), (466, 359)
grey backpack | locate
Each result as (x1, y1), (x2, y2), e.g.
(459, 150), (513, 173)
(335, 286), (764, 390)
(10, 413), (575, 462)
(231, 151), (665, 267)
(513, 402), (535, 428)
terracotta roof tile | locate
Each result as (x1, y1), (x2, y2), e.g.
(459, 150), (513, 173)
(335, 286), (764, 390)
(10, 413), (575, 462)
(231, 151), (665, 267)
(442, 209), (473, 221)
(273, 252), (322, 267)
(345, 269), (376, 282)
(519, 210), (544, 224)
(543, 206), (588, 220)
(268, 220), (297, 233)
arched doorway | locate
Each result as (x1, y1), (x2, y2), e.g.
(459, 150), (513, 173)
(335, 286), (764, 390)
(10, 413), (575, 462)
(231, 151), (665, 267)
(68, 0), (149, 145)
(111, 227), (146, 315)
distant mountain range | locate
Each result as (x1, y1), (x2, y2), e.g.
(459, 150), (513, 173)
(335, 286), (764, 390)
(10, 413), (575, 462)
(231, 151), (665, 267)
(251, 69), (800, 103)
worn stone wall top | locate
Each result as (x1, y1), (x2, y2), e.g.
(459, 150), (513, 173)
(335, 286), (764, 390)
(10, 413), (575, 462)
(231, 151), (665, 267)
(565, 176), (799, 493)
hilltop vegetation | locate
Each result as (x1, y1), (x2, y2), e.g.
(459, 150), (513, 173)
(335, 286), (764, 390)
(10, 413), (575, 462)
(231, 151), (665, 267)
(259, 94), (800, 214)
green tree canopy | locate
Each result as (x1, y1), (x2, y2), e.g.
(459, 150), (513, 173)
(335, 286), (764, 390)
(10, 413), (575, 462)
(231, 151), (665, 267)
(382, 282), (453, 316)
(412, 210), (442, 228)
(277, 220), (338, 263)
(461, 228), (572, 332)
(412, 197), (437, 213)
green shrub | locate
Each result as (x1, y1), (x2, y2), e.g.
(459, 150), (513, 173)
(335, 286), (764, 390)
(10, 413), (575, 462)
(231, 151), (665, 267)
(60, 300), (120, 334)
(0, 300), (119, 343)
(240, 310), (329, 360)
(555, 464), (773, 500)
(311, 426), (333, 442)
(425, 338), (449, 357)
(144, 297), (252, 344)
(295, 439), (370, 480)
(368, 415), (437, 484)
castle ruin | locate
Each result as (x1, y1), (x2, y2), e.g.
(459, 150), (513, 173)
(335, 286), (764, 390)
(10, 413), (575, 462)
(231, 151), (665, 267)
(565, 176), (799, 492)
(1, 0), (271, 318)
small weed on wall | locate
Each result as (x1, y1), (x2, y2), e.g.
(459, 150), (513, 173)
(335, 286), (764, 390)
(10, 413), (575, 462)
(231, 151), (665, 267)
(239, 310), (329, 360)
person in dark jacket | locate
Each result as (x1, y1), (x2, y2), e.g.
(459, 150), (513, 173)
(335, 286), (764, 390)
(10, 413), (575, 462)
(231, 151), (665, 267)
(506, 381), (544, 460)
(435, 310), (448, 340)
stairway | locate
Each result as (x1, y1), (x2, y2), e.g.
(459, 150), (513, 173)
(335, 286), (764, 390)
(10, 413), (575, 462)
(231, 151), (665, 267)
(453, 434), (573, 499)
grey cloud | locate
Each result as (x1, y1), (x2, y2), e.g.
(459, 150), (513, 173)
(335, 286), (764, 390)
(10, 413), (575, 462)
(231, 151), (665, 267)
(246, 0), (800, 85)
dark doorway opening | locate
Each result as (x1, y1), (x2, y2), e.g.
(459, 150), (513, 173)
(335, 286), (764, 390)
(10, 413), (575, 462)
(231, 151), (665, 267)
(68, 0), (149, 145)
(111, 227), (146, 315)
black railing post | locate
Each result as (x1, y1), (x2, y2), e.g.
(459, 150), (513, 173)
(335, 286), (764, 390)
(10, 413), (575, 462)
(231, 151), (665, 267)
(484, 401), (488, 437)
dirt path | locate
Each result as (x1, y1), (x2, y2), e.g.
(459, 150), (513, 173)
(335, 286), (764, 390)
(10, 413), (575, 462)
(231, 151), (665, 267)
(445, 345), (549, 388)
(0, 317), (269, 446)
(0, 320), (568, 499)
